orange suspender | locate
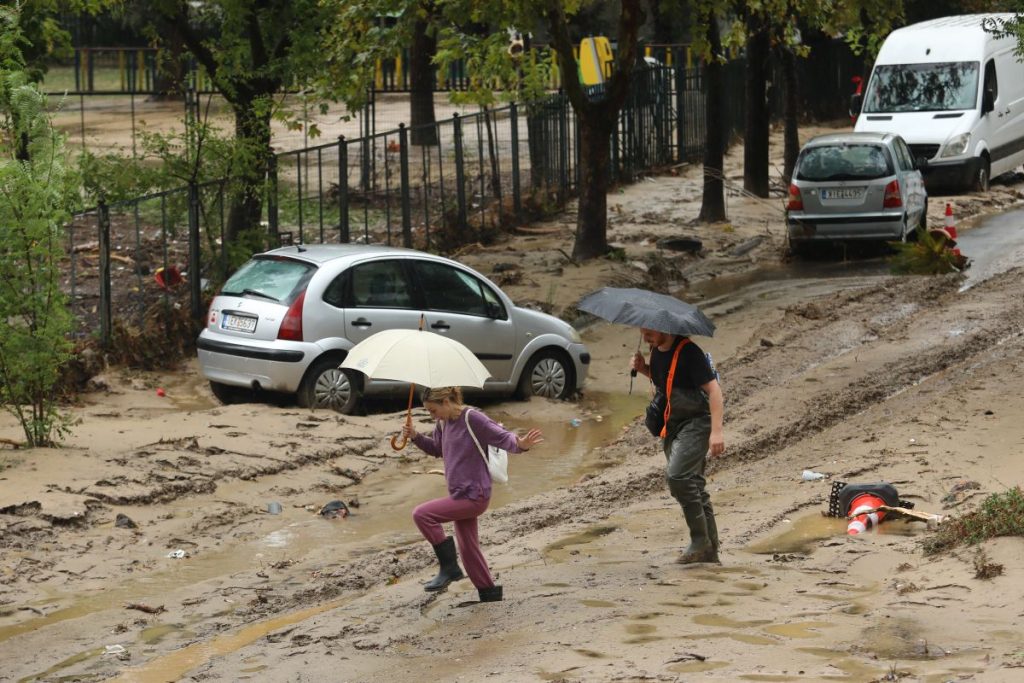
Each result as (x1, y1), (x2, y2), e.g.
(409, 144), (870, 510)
(660, 338), (690, 438)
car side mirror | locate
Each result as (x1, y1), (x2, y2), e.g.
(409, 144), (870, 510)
(849, 93), (863, 118)
(982, 89), (995, 114)
(915, 156), (929, 171)
(485, 300), (503, 319)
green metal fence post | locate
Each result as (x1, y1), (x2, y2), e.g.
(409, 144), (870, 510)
(398, 124), (413, 247)
(188, 181), (202, 319)
(453, 113), (468, 231)
(510, 101), (522, 220)
(338, 136), (350, 243)
(267, 153), (279, 239)
(97, 200), (112, 347)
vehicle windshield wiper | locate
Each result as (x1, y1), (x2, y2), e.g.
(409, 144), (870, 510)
(239, 288), (279, 302)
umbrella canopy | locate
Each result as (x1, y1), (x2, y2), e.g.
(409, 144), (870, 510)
(577, 287), (715, 337)
(340, 328), (491, 388)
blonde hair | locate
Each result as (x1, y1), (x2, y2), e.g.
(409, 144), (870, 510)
(421, 386), (464, 406)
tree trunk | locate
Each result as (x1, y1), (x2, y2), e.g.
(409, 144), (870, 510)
(743, 21), (771, 198)
(781, 47), (800, 185)
(226, 98), (273, 246)
(151, 34), (186, 101)
(698, 20), (726, 223)
(572, 114), (613, 260)
(409, 16), (438, 146)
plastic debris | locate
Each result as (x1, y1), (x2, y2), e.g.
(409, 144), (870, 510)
(267, 502), (282, 515)
(167, 549), (188, 559)
(156, 388), (166, 397)
(114, 513), (137, 529)
(801, 470), (826, 481)
(319, 500), (350, 519)
(569, 418), (582, 428)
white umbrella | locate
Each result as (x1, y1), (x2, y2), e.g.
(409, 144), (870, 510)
(341, 328), (491, 389)
(340, 326), (491, 450)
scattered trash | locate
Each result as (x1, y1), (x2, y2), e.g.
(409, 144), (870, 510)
(167, 549), (188, 559)
(801, 470), (826, 481)
(569, 418), (582, 428)
(941, 480), (981, 508)
(114, 513), (137, 529)
(319, 500), (350, 519)
(827, 481), (919, 535)
(266, 502), (282, 515)
(103, 644), (130, 661)
(156, 388), (166, 398)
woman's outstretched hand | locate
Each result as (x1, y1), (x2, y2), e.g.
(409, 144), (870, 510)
(517, 429), (544, 451)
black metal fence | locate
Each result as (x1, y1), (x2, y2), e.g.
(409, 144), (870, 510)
(66, 43), (861, 345)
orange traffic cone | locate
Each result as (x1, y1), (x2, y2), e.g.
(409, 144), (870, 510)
(944, 203), (958, 240)
(846, 493), (887, 535)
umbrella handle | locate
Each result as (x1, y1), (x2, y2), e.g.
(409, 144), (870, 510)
(390, 383), (416, 451)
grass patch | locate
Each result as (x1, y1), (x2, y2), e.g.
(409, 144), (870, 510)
(889, 228), (964, 275)
(923, 486), (1024, 555)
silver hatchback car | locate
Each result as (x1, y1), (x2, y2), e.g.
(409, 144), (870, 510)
(197, 244), (590, 413)
(787, 132), (928, 251)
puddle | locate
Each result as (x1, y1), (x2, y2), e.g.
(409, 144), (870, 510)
(140, 623), (192, 645)
(580, 599), (615, 608)
(762, 621), (833, 639)
(667, 660), (728, 673)
(17, 647), (104, 683)
(624, 623), (657, 635)
(107, 597), (347, 683)
(693, 614), (771, 629)
(542, 525), (618, 562)
(738, 674), (800, 682)
(746, 513), (847, 555)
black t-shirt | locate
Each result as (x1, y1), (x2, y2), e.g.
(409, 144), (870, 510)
(649, 337), (714, 393)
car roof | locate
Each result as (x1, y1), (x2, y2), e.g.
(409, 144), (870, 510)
(804, 132), (897, 147)
(259, 243), (423, 266)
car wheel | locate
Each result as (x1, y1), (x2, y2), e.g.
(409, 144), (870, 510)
(973, 158), (990, 192)
(209, 381), (249, 405)
(298, 358), (360, 414)
(516, 349), (575, 400)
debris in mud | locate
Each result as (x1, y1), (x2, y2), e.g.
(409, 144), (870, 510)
(103, 644), (130, 661)
(666, 652), (707, 663)
(124, 602), (165, 614)
(657, 236), (702, 254)
(167, 549), (188, 559)
(319, 500), (350, 519)
(941, 480), (981, 508)
(972, 549), (1004, 580)
(114, 513), (137, 529)
(266, 502), (283, 515)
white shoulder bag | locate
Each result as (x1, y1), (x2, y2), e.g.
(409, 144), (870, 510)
(464, 408), (509, 484)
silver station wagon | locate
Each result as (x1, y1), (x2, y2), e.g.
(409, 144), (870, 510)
(197, 244), (590, 413)
(786, 132), (928, 252)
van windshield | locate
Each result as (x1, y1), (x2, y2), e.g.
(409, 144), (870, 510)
(863, 62), (980, 113)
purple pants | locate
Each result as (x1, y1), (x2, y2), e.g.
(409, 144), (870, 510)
(413, 495), (493, 589)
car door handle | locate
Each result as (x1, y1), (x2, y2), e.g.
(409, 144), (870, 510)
(430, 320), (451, 331)
(351, 317), (372, 328)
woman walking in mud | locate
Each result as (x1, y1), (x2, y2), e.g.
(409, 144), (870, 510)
(402, 386), (543, 602)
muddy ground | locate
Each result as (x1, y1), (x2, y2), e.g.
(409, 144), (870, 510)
(3, 121), (1024, 683)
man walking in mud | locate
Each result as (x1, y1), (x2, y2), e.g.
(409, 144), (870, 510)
(631, 328), (725, 564)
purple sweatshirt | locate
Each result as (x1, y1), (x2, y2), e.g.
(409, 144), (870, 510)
(410, 407), (521, 500)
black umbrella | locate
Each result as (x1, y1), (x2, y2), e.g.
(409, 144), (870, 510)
(577, 287), (716, 337)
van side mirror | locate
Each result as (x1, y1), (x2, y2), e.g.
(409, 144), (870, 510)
(982, 89), (995, 114)
(849, 93), (863, 118)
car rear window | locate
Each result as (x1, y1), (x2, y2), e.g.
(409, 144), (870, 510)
(221, 256), (315, 303)
(796, 144), (894, 182)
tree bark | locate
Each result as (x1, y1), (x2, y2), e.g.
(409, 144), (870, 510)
(408, 15), (438, 146)
(781, 47), (800, 185)
(572, 115), (613, 260)
(225, 98), (273, 245)
(743, 19), (771, 198)
(698, 20), (726, 223)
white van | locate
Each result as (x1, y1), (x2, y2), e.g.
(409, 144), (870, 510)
(853, 14), (1024, 192)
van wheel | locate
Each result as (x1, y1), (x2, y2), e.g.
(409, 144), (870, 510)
(516, 350), (574, 400)
(973, 158), (990, 192)
(298, 358), (360, 414)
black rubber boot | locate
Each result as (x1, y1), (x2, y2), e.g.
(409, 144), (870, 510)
(423, 537), (465, 592)
(677, 503), (717, 564)
(478, 585), (503, 602)
(704, 507), (721, 564)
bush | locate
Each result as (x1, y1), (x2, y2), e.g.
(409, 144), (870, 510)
(923, 487), (1024, 555)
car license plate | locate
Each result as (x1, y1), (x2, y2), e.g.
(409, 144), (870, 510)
(821, 188), (863, 200)
(222, 313), (257, 333)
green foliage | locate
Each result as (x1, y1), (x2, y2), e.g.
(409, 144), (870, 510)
(888, 228), (963, 275)
(0, 8), (77, 447)
(923, 487), (1024, 555)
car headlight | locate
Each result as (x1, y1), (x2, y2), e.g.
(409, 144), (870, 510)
(940, 133), (970, 158)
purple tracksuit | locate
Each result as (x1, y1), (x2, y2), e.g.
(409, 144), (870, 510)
(410, 408), (520, 588)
